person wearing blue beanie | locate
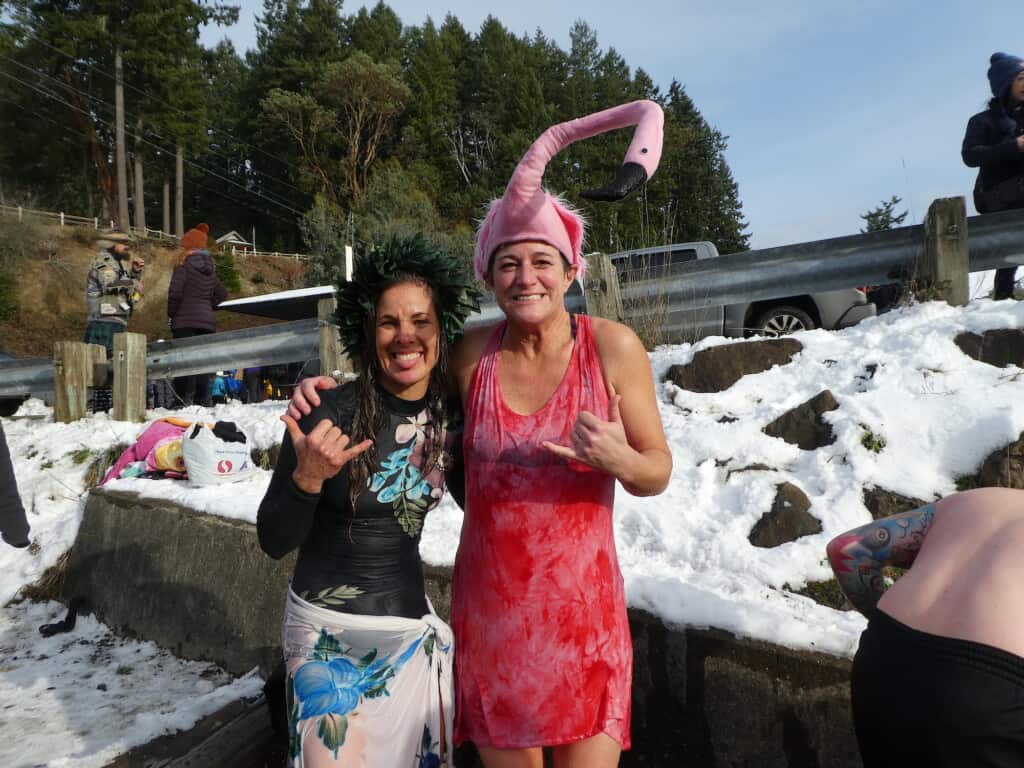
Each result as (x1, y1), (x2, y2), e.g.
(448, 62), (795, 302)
(963, 52), (1024, 299)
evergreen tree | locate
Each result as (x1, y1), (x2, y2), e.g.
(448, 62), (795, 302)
(860, 195), (908, 232)
(2, 0), (237, 219)
(345, 1), (404, 64)
(2, 4), (752, 259)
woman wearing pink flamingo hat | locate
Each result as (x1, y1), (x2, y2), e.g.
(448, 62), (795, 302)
(289, 100), (672, 767)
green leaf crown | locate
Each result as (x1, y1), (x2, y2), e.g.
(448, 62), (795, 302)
(335, 235), (482, 361)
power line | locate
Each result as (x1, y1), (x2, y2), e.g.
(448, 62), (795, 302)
(0, 93), (299, 228)
(0, 66), (306, 218)
(0, 50), (309, 198)
(13, 27), (307, 183)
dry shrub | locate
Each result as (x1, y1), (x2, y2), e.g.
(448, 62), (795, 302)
(14, 550), (70, 603)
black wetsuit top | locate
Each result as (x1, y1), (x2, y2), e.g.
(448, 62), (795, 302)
(257, 382), (463, 619)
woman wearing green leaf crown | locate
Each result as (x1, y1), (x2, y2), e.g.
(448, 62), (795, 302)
(257, 235), (479, 767)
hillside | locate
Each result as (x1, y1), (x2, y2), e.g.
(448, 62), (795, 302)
(0, 218), (309, 358)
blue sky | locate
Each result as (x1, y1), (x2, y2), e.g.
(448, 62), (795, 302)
(201, 1), (1012, 249)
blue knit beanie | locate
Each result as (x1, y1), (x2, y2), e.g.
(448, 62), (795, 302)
(988, 52), (1024, 100)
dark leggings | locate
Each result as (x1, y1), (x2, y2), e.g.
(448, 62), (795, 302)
(852, 610), (1024, 767)
(171, 328), (213, 406)
(994, 267), (1018, 301)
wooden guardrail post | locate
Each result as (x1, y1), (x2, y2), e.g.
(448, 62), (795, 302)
(112, 332), (147, 422)
(54, 342), (106, 423)
(318, 297), (351, 377)
(584, 252), (625, 322)
(922, 197), (969, 307)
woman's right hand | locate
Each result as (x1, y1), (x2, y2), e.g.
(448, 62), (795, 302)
(283, 414), (372, 494)
(286, 375), (339, 421)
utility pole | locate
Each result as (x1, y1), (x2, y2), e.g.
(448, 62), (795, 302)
(162, 176), (170, 235)
(114, 48), (130, 232)
(175, 145), (184, 237)
(133, 118), (146, 232)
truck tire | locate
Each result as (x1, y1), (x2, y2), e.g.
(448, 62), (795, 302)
(752, 305), (815, 337)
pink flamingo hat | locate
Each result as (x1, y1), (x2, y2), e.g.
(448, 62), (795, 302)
(474, 99), (664, 282)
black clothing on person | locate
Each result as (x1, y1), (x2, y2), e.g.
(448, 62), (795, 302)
(38, 597), (87, 637)
(257, 381), (463, 620)
(0, 421), (30, 548)
(851, 609), (1024, 767)
(963, 100), (1024, 299)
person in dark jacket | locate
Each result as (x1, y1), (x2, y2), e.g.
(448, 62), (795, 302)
(962, 52), (1024, 300)
(0, 422), (30, 549)
(167, 223), (228, 407)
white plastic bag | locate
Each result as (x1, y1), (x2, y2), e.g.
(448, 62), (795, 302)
(181, 421), (255, 486)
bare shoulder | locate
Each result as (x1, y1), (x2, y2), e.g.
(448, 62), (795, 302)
(589, 316), (647, 367)
(453, 324), (497, 368)
(452, 323), (499, 396)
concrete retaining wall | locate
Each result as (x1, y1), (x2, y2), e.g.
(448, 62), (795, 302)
(62, 488), (295, 677)
(63, 488), (862, 767)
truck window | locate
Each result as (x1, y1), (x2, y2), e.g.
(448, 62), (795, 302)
(615, 247), (697, 283)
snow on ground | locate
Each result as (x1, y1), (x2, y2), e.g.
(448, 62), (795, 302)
(0, 600), (264, 768)
(4, 285), (1024, 762)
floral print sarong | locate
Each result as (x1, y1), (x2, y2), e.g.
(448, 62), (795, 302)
(281, 589), (453, 767)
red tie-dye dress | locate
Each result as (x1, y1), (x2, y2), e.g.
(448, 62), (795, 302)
(452, 314), (632, 750)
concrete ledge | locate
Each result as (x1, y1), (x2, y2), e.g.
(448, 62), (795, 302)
(102, 695), (273, 768)
(62, 488), (295, 677)
(65, 489), (861, 767)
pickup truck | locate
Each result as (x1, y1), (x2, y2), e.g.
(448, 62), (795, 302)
(607, 241), (876, 344)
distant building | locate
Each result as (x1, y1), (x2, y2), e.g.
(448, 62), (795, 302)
(215, 230), (253, 254)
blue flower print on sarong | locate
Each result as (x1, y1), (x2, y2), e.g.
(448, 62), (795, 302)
(291, 628), (424, 758)
(416, 723), (442, 767)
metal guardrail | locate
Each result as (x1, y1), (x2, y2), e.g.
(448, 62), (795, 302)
(0, 290), (582, 398)
(621, 208), (1024, 311)
(0, 319), (321, 398)
(1, 206), (1023, 400)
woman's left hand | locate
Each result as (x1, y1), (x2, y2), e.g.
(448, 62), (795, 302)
(542, 383), (630, 473)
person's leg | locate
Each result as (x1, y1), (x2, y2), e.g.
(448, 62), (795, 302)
(193, 330), (215, 406)
(552, 733), (621, 768)
(994, 267), (1018, 300)
(478, 746), (544, 768)
(245, 369), (262, 404)
(171, 329), (197, 405)
(83, 322), (116, 412)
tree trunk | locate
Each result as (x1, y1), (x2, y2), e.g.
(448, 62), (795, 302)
(133, 118), (146, 232)
(115, 48), (130, 232)
(82, 146), (94, 216)
(175, 146), (184, 237)
(163, 177), (170, 235)
(66, 67), (114, 218)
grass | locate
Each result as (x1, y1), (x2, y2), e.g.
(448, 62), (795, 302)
(955, 475), (979, 492)
(84, 444), (129, 488)
(860, 425), (886, 453)
(69, 447), (92, 465)
(784, 579), (850, 611)
(14, 550), (69, 604)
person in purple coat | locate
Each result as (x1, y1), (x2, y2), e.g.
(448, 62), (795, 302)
(167, 223), (228, 407)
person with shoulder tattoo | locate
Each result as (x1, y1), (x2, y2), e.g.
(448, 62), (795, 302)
(826, 487), (1024, 767)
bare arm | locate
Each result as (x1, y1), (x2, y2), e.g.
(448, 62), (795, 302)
(544, 318), (671, 495)
(826, 503), (935, 619)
